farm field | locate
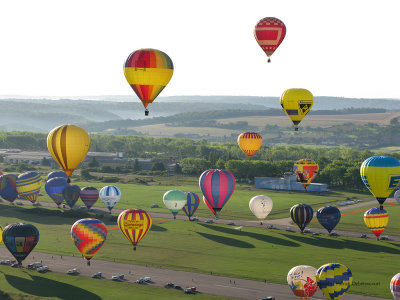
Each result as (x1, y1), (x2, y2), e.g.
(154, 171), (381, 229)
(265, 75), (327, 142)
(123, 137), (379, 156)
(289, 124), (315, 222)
(129, 124), (241, 137)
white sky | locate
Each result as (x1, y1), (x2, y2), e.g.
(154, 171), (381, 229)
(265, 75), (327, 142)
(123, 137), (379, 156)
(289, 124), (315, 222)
(0, 0), (399, 99)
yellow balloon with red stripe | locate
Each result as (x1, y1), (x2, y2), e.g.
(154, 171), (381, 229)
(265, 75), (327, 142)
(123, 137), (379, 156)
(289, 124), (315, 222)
(280, 88), (313, 131)
(47, 125), (90, 178)
(363, 207), (388, 239)
(118, 209), (152, 251)
(237, 132), (262, 158)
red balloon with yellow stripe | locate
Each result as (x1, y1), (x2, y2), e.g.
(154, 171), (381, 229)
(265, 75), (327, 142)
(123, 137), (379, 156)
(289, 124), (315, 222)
(124, 49), (173, 116)
(363, 207), (388, 239)
(118, 209), (152, 251)
(254, 17), (286, 62)
(237, 132), (263, 158)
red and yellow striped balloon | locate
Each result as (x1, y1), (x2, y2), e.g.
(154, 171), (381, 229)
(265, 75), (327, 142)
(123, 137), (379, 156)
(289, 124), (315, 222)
(237, 132), (263, 158)
(118, 209), (152, 250)
(363, 207), (388, 239)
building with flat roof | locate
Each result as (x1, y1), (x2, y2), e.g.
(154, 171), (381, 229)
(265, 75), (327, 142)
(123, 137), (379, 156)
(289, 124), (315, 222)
(254, 173), (328, 192)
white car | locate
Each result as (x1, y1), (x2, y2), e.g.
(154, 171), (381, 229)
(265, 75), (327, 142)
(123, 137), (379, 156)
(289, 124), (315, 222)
(111, 276), (120, 281)
(67, 268), (78, 275)
(143, 276), (151, 282)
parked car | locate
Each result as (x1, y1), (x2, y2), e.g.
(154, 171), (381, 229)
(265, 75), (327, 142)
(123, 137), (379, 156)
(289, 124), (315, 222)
(190, 217), (199, 221)
(312, 232), (320, 236)
(303, 229), (311, 233)
(227, 222), (235, 225)
(360, 234), (368, 238)
(285, 227), (294, 232)
(32, 262), (42, 269)
(261, 297), (275, 300)
(91, 272), (102, 279)
(37, 267), (46, 273)
(143, 276), (151, 282)
(330, 231), (339, 237)
(136, 278), (145, 284)
(67, 268), (78, 275)
(111, 276), (120, 281)
(185, 288), (193, 294)
(165, 282), (174, 288)
(204, 220), (213, 224)
(380, 235), (390, 240)
(118, 274), (125, 280)
(11, 263), (19, 268)
(3, 260), (11, 265)
(175, 285), (182, 290)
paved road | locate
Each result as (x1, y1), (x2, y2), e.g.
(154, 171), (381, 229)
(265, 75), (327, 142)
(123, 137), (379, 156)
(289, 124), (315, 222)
(0, 249), (386, 300)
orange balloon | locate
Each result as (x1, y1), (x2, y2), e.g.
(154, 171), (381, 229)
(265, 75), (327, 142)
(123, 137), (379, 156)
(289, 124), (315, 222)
(237, 132), (263, 157)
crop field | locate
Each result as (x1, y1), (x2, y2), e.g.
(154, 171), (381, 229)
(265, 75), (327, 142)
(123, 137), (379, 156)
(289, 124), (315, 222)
(129, 124), (241, 137)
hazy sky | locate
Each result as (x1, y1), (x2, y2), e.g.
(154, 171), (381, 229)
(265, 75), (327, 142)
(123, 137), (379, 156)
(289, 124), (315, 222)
(1, 0), (399, 99)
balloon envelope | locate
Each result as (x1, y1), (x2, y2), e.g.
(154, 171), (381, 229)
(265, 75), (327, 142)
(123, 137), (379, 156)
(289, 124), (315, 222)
(249, 195), (273, 223)
(0, 174), (18, 202)
(71, 218), (107, 262)
(16, 171), (42, 203)
(254, 17), (286, 62)
(80, 187), (99, 209)
(280, 89), (314, 131)
(363, 207), (388, 239)
(316, 263), (352, 300)
(47, 124), (90, 177)
(390, 273), (400, 300)
(293, 159), (319, 190)
(46, 171), (68, 182)
(99, 185), (121, 212)
(163, 190), (187, 219)
(290, 203), (313, 232)
(199, 169), (236, 217)
(317, 206), (341, 233)
(360, 156), (400, 208)
(2, 223), (39, 264)
(287, 265), (318, 299)
(237, 132), (262, 158)
(45, 177), (70, 206)
(118, 209), (152, 250)
(182, 192), (200, 220)
(62, 185), (81, 209)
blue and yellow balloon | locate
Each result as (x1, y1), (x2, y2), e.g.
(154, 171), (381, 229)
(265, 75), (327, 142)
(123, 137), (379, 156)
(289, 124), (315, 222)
(316, 263), (352, 300)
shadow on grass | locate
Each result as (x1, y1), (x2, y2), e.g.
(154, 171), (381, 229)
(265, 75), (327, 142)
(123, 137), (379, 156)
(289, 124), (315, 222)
(279, 233), (400, 254)
(197, 232), (255, 248)
(3, 272), (101, 300)
(150, 224), (167, 232)
(198, 223), (300, 247)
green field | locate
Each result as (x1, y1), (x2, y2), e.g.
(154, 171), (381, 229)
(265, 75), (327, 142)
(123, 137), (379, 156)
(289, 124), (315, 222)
(0, 203), (398, 298)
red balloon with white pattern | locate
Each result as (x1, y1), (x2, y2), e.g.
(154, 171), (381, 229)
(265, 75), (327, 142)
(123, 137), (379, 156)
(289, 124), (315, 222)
(254, 17), (286, 62)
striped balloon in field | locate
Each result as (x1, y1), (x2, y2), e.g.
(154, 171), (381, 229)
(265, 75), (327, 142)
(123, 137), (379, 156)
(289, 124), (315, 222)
(46, 171), (68, 182)
(45, 177), (70, 206)
(390, 273), (400, 300)
(237, 132), (262, 158)
(63, 185), (81, 209)
(80, 187), (99, 209)
(100, 185), (121, 212)
(316, 263), (352, 300)
(199, 169), (236, 218)
(71, 218), (107, 265)
(16, 171), (42, 203)
(290, 203), (313, 233)
(118, 209), (152, 251)
(363, 207), (388, 239)
(182, 192), (200, 220)
(0, 174), (18, 202)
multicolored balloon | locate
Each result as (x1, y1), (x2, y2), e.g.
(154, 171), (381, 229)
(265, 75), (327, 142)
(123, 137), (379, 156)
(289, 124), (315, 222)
(47, 124), (90, 180)
(2, 223), (39, 264)
(99, 185), (121, 213)
(16, 171), (42, 203)
(254, 17), (286, 62)
(317, 206), (341, 233)
(316, 263), (352, 300)
(0, 174), (18, 203)
(182, 192), (200, 220)
(46, 171), (68, 182)
(118, 209), (152, 250)
(124, 48), (174, 116)
(199, 169), (236, 218)
(363, 207), (388, 239)
(249, 195), (273, 225)
(45, 177), (70, 206)
(71, 218), (107, 265)
(163, 190), (187, 219)
(290, 203), (313, 233)
(390, 273), (400, 300)
(62, 185), (81, 209)
(293, 159), (319, 190)
(280, 89), (314, 131)
(360, 156), (400, 209)
(237, 132), (262, 158)
(287, 265), (318, 300)
(80, 187), (99, 210)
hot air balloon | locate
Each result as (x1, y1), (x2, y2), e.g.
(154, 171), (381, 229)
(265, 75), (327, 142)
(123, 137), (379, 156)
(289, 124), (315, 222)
(249, 195), (273, 225)
(316, 263), (352, 300)
(123, 48), (174, 116)
(99, 185), (121, 213)
(199, 169), (236, 218)
(287, 265), (318, 300)
(293, 159), (319, 190)
(360, 156), (400, 210)
(45, 177), (70, 207)
(237, 132), (262, 158)
(182, 192), (200, 220)
(47, 124), (90, 182)
(80, 187), (99, 210)
(163, 190), (187, 219)
(203, 196), (216, 216)
(62, 185), (81, 209)
(363, 207), (388, 240)
(280, 88), (314, 131)
(290, 204), (313, 233)
(118, 209), (152, 251)
(16, 171), (42, 203)
(317, 206), (341, 234)
(254, 17), (286, 63)
(71, 218), (107, 266)
(395, 190), (400, 204)
(46, 171), (68, 182)
(0, 226), (3, 244)
(2, 223), (39, 265)
(390, 273), (400, 300)
(0, 174), (18, 203)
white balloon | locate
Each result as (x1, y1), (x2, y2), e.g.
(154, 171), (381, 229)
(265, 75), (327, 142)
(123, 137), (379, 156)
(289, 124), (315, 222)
(287, 265), (318, 299)
(99, 185), (121, 212)
(394, 190), (400, 204)
(249, 195), (273, 223)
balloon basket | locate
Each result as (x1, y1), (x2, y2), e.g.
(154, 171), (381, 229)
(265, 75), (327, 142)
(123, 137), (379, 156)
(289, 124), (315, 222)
(87, 260), (91, 266)
(145, 110), (149, 116)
